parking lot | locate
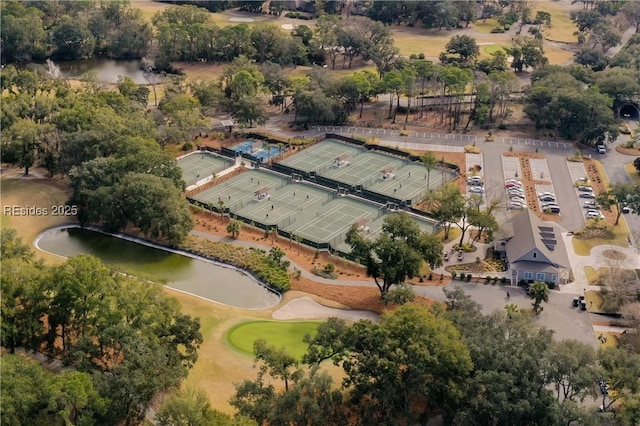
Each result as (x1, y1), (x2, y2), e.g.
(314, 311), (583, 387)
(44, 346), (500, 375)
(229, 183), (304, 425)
(315, 126), (572, 149)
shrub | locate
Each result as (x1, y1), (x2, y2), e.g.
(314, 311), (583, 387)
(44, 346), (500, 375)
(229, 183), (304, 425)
(181, 236), (290, 292)
(323, 263), (335, 273)
(491, 27), (506, 33)
(182, 142), (193, 151)
(466, 274), (472, 282)
(383, 284), (416, 305)
(500, 277), (507, 284)
(451, 271), (457, 279)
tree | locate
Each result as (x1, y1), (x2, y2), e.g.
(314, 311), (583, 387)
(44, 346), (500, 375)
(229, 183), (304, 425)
(505, 36), (548, 72)
(546, 340), (600, 403)
(530, 280), (550, 313)
(3, 118), (43, 175)
(599, 347), (640, 412)
(596, 183), (640, 225)
(304, 304), (472, 424)
(227, 219), (242, 239)
(590, 23), (621, 53)
(443, 290), (560, 425)
(635, 157), (640, 173)
(346, 213), (442, 298)
(420, 151), (438, 192)
(381, 70), (403, 120)
(0, 1), (47, 63)
(52, 15), (96, 60)
(253, 339), (300, 392)
(443, 34), (479, 64)
(156, 388), (245, 426)
(574, 48), (609, 71)
(425, 183), (466, 240)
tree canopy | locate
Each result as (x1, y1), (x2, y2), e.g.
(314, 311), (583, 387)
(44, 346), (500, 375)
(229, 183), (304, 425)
(345, 213), (443, 297)
(0, 229), (203, 425)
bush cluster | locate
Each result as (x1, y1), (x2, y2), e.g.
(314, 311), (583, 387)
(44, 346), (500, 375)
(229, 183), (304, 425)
(181, 236), (290, 292)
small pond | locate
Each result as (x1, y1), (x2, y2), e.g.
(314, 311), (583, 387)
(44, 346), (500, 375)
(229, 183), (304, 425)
(35, 227), (280, 310)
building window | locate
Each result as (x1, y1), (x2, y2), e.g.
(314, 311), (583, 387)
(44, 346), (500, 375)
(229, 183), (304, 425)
(536, 272), (545, 281)
(533, 252), (537, 258)
(524, 271), (533, 279)
(551, 274), (558, 282)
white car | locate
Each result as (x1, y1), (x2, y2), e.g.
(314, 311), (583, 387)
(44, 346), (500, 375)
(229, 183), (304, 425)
(469, 186), (485, 194)
(505, 181), (523, 188)
(583, 200), (598, 209)
(467, 176), (484, 185)
(586, 211), (604, 219)
(538, 192), (555, 199)
(509, 201), (527, 210)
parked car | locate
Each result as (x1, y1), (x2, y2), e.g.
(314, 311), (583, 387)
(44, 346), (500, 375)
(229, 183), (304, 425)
(540, 202), (560, 209)
(586, 211), (604, 219)
(508, 190), (525, 197)
(583, 200), (599, 208)
(579, 192), (596, 199)
(597, 144), (606, 154)
(622, 205), (631, 214)
(510, 196), (527, 203)
(577, 185), (594, 193)
(469, 186), (485, 194)
(467, 176), (484, 185)
(539, 195), (557, 203)
(538, 192), (555, 198)
(509, 201), (527, 210)
(544, 206), (561, 214)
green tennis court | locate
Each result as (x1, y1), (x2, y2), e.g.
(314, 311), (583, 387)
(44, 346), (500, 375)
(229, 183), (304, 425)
(178, 152), (234, 186)
(279, 139), (362, 172)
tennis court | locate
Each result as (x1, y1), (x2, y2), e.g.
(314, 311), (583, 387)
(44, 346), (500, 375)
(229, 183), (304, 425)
(324, 152), (406, 186)
(231, 140), (257, 154)
(178, 152), (234, 186)
(368, 163), (455, 203)
(236, 182), (333, 227)
(279, 139), (362, 172)
(291, 197), (383, 244)
(191, 169), (288, 210)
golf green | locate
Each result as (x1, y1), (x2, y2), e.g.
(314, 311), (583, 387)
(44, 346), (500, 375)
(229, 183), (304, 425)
(226, 321), (320, 360)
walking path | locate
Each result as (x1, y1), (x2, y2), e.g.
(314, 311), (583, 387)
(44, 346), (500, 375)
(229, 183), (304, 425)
(190, 229), (597, 346)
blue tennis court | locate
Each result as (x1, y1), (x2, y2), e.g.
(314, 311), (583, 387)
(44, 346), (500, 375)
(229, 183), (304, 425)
(231, 140), (256, 154)
(253, 146), (283, 161)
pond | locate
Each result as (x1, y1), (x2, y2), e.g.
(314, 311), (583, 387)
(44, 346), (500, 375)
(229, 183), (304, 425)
(47, 58), (149, 84)
(35, 227), (281, 310)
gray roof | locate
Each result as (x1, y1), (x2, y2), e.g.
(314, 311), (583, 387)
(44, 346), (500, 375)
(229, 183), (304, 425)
(499, 210), (570, 269)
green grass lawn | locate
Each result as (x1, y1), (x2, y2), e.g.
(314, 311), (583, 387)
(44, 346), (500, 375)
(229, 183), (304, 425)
(584, 291), (604, 313)
(481, 44), (506, 56)
(226, 320), (320, 360)
(472, 19), (500, 34)
(572, 220), (630, 256)
(533, 1), (578, 43)
(584, 266), (599, 285)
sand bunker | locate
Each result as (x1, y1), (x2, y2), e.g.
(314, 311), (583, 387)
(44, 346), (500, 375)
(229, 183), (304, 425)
(281, 24), (297, 30)
(229, 17), (256, 23)
(272, 297), (379, 322)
